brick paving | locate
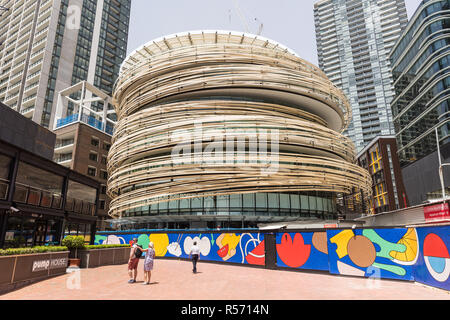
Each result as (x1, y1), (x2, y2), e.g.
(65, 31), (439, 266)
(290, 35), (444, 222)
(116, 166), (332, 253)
(0, 259), (449, 300)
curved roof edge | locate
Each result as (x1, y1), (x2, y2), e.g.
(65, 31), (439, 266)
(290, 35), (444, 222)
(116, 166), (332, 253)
(122, 30), (301, 71)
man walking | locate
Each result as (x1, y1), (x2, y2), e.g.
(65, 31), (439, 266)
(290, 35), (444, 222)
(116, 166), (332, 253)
(189, 241), (201, 273)
(128, 238), (141, 283)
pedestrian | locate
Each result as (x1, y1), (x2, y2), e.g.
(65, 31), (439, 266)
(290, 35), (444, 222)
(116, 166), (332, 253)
(138, 242), (156, 285)
(127, 238), (142, 283)
(189, 241), (200, 273)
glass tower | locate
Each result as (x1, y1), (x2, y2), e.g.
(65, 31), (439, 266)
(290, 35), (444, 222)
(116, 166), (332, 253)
(0, 0), (131, 128)
(314, 0), (408, 151)
(390, 0), (450, 167)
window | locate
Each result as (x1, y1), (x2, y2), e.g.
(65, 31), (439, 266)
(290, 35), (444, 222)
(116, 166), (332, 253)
(91, 138), (99, 147)
(100, 170), (108, 180)
(87, 167), (96, 177)
(101, 156), (107, 165)
(99, 200), (105, 210)
(101, 185), (107, 194)
(103, 143), (111, 151)
(89, 152), (98, 162)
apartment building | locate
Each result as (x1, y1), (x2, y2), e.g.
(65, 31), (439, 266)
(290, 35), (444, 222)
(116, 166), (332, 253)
(314, 0), (408, 151)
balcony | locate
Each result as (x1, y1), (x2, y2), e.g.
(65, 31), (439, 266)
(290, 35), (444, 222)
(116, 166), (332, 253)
(56, 113), (105, 132)
(54, 139), (75, 154)
(54, 153), (73, 167)
(20, 106), (35, 118)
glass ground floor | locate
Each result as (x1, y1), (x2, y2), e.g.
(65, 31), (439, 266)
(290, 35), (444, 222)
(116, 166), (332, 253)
(120, 192), (337, 218)
(0, 208), (96, 248)
(111, 191), (342, 230)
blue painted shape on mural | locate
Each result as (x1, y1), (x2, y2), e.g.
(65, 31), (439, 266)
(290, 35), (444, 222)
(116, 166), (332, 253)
(94, 232), (265, 266)
(414, 226), (450, 291)
(326, 228), (414, 281)
(275, 232), (329, 271)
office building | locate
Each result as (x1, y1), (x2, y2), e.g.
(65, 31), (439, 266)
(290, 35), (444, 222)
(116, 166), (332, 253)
(390, 0), (450, 205)
(107, 31), (372, 230)
(0, 0), (130, 129)
(0, 101), (100, 248)
(314, 0), (408, 151)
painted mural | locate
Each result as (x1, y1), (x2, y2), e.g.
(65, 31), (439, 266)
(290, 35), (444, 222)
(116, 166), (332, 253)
(95, 225), (450, 292)
(276, 232), (329, 271)
(94, 232), (265, 266)
(414, 226), (450, 291)
(327, 228), (417, 281)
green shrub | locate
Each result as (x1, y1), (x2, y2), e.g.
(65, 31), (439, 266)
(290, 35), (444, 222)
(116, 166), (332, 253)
(61, 236), (86, 250)
(84, 244), (130, 250)
(0, 246), (68, 256)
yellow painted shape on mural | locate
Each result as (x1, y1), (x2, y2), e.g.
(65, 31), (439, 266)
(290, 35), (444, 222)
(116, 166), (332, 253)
(149, 233), (169, 257)
(330, 230), (355, 259)
(389, 228), (418, 263)
(221, 233), (241, 251)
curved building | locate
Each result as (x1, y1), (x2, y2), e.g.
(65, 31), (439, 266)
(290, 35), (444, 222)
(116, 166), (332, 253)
(390, 1), (450, 204)
(108, 31), (372, 228)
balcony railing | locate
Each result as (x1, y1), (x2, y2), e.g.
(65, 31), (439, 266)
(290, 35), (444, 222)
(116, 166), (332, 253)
(65, 197), (96, 216)
(56, 113), (113, 135)
(54, 153), (72, 163)
(55, 139), (74, 149)
(13, 183), (62, 209)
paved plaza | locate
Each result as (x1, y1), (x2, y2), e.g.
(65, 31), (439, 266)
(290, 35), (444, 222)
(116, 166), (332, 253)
(0, 259), (449, 300)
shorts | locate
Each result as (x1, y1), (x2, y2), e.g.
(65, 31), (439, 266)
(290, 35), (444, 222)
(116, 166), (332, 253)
(128, 258), (139, 270)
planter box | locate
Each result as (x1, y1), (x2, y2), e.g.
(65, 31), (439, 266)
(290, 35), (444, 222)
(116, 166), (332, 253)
(0, 251), (69, 295)
(79, 247), (130, 269)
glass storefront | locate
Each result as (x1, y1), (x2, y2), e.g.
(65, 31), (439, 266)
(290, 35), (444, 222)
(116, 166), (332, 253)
(121, 192), (337, 221)
(0, 154), (12, 200)
(3, 213), (63, 248)
(64, 222), (92, 244)
(66, 180), (97, 216)
(13, 161), (64, 209)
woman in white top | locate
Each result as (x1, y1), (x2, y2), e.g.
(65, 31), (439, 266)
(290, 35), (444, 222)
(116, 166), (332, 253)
(189, 241), (200, 273)
(136, 242), (156, 285)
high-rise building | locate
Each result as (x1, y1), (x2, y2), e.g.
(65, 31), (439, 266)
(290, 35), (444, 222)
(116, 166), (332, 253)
(314, 0), (408, 151)
(390, 0), (450, 205)
(0, 0), (131, 129)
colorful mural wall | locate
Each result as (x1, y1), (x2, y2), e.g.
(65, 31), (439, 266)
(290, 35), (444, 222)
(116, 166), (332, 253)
(96, 225), (450, 291)
(414, 226), (450, 291)
(326, 228), (416, 281)
(276, 232), (329, 271)
(95, 232), (266, 266)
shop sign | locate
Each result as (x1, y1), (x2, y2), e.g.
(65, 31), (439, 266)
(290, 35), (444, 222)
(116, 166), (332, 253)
(424, 202), (450, 222)
(32, 257), (68, 272)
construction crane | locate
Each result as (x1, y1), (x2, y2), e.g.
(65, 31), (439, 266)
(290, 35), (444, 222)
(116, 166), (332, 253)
(231, 0), (264, 36)
(255, 18), (264, 36)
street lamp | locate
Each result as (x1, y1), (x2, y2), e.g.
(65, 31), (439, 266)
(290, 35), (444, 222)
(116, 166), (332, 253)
(435, 127), (450, 202)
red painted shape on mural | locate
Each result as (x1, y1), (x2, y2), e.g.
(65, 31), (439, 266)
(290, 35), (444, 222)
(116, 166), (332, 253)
(217, 244), (229, 258)
(245, 240), (265, 266)
(276, 233), (311, 268)
(424, 233), (450, 258)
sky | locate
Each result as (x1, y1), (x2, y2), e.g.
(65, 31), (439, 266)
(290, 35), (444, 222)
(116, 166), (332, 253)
(127, 0), (424, 66)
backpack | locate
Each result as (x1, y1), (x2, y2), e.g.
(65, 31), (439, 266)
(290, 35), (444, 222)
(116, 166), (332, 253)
(134, 245), (143, 258)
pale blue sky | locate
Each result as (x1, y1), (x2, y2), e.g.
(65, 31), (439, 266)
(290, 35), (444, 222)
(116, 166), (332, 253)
(127, 0), (424, 66)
